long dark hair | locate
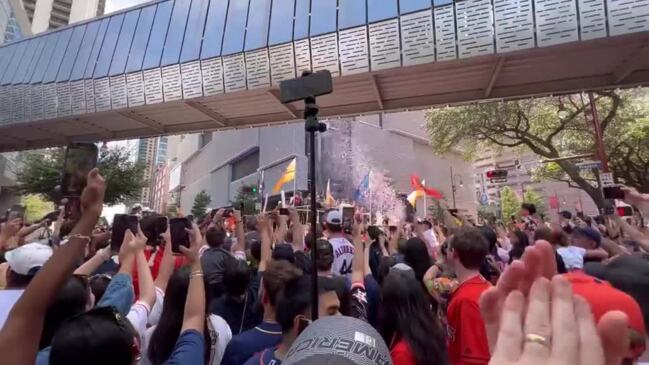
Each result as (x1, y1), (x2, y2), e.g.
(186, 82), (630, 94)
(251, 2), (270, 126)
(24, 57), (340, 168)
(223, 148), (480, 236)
(402, 238), (432, 282)
(508, 230), (530, 263)
(147, 267), (212, 365)
(380, 271), (447, 365)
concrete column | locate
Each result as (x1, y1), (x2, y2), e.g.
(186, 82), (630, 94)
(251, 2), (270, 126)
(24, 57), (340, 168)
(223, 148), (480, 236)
(69, 0), (98, 24)
(31, 0), (54, 34)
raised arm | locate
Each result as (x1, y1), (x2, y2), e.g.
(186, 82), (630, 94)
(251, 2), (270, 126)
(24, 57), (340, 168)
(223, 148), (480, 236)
(231, 209), (246, 254)
(180, 224), (205, 333)
(274, 214), (289, 244)
(611, 214), (649, 252)
(0, 218), (21, 251)
(289, 207), (305, 252)
(154, 226), (175, 292)
(74, 245), (111, 276)
(134, 226), (156, 309)
(258, 215), (272, 273)
(351, 217), (365, 284)
(0, 169), (105, 365)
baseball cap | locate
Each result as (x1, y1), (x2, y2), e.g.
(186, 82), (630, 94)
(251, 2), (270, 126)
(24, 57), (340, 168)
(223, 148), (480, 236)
(324, 210), (342, 226)
(284, 316), (391, 365)
(5, 243), (53, 275)
(564, 272), (645, 336)
(573, 226), (602, 247)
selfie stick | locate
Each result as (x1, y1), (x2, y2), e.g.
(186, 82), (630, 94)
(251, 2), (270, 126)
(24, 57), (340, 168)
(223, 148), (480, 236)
(304, 94), (327, 321)
(280, 71), (331, 321)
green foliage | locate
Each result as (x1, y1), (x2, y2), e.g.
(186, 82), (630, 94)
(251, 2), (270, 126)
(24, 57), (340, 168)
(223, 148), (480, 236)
(191, 190), (211, 221)
(523, 188), (547, 218)
(233, 185), (259, 215)
(425, 90), (649, 208)
(477, 203), (499, 225)
(21, 194), (54, 223)
(500, 186), (520, 221)
(16, 146), (146, 206)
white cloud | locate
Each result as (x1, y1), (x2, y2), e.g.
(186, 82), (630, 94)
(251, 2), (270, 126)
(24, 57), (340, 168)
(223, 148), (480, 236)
(105, 0), (151, 14)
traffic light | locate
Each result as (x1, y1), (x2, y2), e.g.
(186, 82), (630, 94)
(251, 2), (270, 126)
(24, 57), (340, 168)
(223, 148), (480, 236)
(242, 186), (258, 194)
(486, 170), (508, 182)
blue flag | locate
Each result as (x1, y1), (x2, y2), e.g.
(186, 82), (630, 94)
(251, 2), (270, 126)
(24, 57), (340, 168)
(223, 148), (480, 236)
(354, 172), (370, 203)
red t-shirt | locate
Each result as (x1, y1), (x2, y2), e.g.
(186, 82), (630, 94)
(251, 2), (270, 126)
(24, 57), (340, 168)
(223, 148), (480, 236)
(391, 339), (417, 365)
(446, 275), (491, 365)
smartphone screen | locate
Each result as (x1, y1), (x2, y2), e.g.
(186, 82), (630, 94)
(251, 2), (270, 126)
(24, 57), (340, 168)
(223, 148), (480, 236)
(342, 207), (354, 234)
(169, 218), (191, 254)
(61, 143), (98, 197)
(603, 186), (625, 200)
(111, 214), (138, 251)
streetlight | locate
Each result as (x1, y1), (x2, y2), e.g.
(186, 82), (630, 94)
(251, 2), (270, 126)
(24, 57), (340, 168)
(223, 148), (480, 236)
(450, 166), (464, 209)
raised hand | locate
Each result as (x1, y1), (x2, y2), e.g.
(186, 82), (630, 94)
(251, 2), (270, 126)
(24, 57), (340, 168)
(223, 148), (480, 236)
(80, 168), (106, 216)
(488, 276), (628, 365)
(179, 223), (201, 264)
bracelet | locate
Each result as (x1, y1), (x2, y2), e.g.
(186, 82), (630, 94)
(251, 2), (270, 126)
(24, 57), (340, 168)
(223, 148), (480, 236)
(68, 233), (92, 244)
(190, 270), (204, 278)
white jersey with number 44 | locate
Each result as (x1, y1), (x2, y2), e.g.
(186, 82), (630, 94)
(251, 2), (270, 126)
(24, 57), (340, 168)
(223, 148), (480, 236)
(329, 236), (355, 277)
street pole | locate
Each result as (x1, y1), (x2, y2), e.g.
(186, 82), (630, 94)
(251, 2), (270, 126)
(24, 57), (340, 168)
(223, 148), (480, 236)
(584, 92), (610, 212)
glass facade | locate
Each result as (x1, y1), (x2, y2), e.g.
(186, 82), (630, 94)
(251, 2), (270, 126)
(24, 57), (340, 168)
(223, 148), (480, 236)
(0, 0), (457, 78)
(0, 0), (23, 45)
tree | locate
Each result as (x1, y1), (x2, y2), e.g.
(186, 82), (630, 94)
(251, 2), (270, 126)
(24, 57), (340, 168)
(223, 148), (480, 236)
(477, 203), (499, 225)
(523, 188), (547, 218)
(500, 186), (520, 221)
(191, 190), (211, 222)
(21, 194), (54, 223)
(16, 146), (146, 206)
(233, 185), (259, 215)
(425, 90), (649, 209)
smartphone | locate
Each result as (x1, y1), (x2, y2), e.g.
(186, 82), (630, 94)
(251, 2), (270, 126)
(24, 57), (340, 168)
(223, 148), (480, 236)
(61, 143), (98, 197)
(169, 217), (191, 254)
(342, 207), (354, 234)
(603, 186), (625, 200)
(279, 208), (290, 216)
(111, 214), (139, 251)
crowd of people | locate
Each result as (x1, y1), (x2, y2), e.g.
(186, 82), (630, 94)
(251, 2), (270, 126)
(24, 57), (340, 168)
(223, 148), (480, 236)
(0, 167), (647, 365)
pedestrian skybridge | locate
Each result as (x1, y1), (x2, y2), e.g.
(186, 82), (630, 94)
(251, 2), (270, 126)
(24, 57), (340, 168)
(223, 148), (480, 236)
(0, 0), (648, 152)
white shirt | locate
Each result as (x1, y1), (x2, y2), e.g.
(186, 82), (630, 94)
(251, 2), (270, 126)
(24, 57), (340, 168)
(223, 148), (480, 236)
(329, 236), (355, 277)
(127, 300), (151, 346)
(0, 289), (23, 330)
(422, 229), (439, 253)
(557, 246), (586, 270)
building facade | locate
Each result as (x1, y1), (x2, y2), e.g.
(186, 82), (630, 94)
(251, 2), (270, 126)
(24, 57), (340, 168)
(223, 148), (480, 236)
(167, 110), (476, 220)
(22, 0), (104, 33)
(473, 151), (599, 221)
(138, 136), (169, 208)
(151, 162), (169, 214)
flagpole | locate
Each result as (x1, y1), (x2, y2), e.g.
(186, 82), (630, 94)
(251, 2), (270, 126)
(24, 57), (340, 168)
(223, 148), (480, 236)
(368, 170), (373, 225)
(293, 159), (297, 205)
(423, 179), (427, 219)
